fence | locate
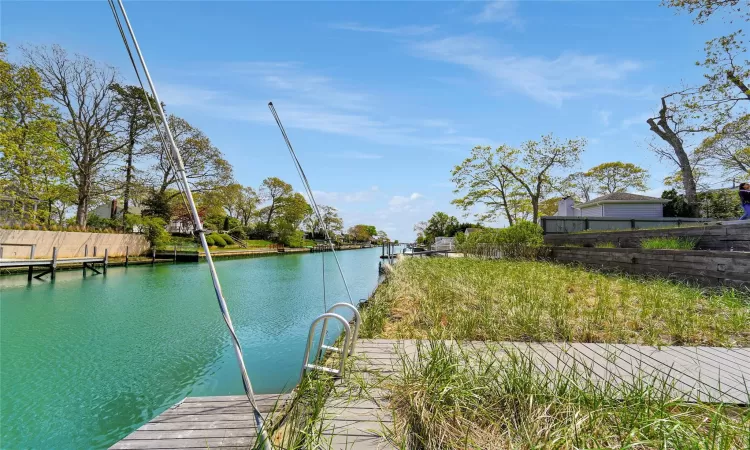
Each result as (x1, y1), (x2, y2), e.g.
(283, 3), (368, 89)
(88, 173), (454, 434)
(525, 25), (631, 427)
(541, 216), (716, 234)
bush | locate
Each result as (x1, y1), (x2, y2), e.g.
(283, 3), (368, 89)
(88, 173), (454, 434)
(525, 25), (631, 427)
(281, 230), (305, 248)
(220, 234), (234, 245)
(125, 214), (169, 248)
(228, 227), (247, 240)
(212, 234), (227, 247)
(205, 235), (215, 246)
(458, 221), (544, 259)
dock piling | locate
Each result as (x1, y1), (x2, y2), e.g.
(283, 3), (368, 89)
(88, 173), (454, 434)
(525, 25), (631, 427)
(174, 246), (177, 262)
(50, 247), (58, 280)
(103, 249), (108, 275)
(125, 246), (129, 267)
(85, 245), (88, 257)
(30, 244), (36, 260)
(152, 248), (156, 265)
(93, 246), (97, 257)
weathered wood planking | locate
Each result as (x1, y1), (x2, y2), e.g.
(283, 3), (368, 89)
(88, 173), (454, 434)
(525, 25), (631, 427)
(110, 394), (289, 450)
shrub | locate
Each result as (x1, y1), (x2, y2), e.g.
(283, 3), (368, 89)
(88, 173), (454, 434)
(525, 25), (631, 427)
(458, 221), (544, 259)
(212, 234), (227, 247)
(228, 227), (247, 240)
(220, 234), (234, 245)
(125, 214), (169, 248)
(641, 237), (699, 250)
(205, 235), (215, 246)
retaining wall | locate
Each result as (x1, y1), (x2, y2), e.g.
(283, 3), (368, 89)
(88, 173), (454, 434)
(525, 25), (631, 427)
(544, 222), (750, 251)
(0, 229), (150, 258)
(549, 247), (750, 288)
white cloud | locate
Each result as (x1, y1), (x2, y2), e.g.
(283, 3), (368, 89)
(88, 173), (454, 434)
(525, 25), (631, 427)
(158, 83), (220, 107)
(313, 186), (379, 204)
(330, 22), (438, 36)
(472, 1), (524, 29)
(413, 36), (642, 106)
(621, 113), (652, 129)
(388, 192), (424, 212)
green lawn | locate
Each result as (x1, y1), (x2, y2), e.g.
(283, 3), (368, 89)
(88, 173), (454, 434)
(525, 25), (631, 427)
(360, 257), (750, 347)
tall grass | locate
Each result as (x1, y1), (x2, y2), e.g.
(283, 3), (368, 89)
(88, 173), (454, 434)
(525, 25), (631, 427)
(641, 237), (700, 250)
(360, 258), (750, 346)
(390, 340), (750, 449)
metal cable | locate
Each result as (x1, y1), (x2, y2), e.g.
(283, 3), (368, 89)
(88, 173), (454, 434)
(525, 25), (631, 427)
(106, 0), (193, 224)
(108, 2), (271, 448)
(268, 102), (354, 305)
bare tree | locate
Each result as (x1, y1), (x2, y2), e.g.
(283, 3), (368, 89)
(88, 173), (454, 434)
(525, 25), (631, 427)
(24, 45), (124, 226)
(647, 93), (701, 204)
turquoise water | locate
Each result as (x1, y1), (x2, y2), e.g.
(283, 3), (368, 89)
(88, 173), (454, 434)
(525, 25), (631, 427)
(0, 248), (382, 449)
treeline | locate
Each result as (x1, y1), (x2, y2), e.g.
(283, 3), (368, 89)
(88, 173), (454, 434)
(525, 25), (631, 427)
(0, 42), (383, 245)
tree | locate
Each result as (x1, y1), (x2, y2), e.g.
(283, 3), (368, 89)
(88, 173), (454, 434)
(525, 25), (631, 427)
(0, 43), (69, 225)
(538, 196), (563, 217)
(498, 134), (585, 223)
(24, 44), (126, 226)
(258, 177), (294, 226)
(142, 189), (174, 222)
(146, 115), (232, 199)
(662, 189), (698, 217)
(111, 83), (157, 223)
(307, 205), (344, 238)
(451, 145), (529, 225)
(696, 113), (750, 176)
(562, 171), (595, 202)
(586, 161), (650, 194)
(348, 224), (376, 242)
(647, 93), (701, 204)
(424, 212), (459, 242)
(233, 186), (259, 227)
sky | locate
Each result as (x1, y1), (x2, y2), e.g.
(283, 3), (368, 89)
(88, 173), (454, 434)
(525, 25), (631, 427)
(1, 1), (734, 240)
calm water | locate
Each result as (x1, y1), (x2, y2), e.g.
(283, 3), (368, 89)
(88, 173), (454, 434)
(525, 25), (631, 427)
(0, 247), (382, 449)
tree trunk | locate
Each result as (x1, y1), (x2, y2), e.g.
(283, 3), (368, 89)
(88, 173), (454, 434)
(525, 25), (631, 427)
(647, 96), (698, 205)
(123, 133), (135, 226)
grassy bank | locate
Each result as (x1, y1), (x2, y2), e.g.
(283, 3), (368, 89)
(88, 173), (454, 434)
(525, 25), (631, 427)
(360, 258), (750, 346)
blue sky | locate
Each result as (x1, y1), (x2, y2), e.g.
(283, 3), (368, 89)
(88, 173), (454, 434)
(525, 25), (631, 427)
(2, 1), (731, 240)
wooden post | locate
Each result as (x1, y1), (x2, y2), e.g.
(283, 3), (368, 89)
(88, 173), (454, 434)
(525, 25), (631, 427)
(85, 244), (88, 257)
(541, 217), (547, 235)
(93, 246), (97, 257)
(174, 246), (177, 262)
(0, 246), (3, 259)
(152, 248), (156, 265)
(28, 264), (33, 282)
(125, 246), (129, 267)
(584, 218), (590, 231)
(631, 219), (636, 230)
(103, 249), (108, 275)
(50, 247), (58, 280)
(30, 244), (36, 260)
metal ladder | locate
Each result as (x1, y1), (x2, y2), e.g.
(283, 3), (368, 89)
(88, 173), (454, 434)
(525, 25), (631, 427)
(300, 303), (361, 380)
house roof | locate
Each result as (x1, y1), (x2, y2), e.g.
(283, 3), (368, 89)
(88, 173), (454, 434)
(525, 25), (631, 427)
(576, 192), (668, 208)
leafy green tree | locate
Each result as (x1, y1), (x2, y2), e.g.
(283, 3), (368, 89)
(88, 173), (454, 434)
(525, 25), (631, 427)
(142, 189), (174, 222)
(451, 145), (529, 225)
(258, 177), (294, 226)
(586, 161), (650, 195)
(0, 42), (69, 225)
(24, 44), (126, 226)
(696, 114), (750, 177)
(348, 224), (376, 242)
(662, 189), (698, 217)
(562, 171), (595, 202)
(698, 188), (744, 218)
(307, 205), (344, 239)
(424, 212), (459, 242)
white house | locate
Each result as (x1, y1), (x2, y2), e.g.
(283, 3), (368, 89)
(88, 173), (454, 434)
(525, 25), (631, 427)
(91, 199), (143, 220)
(555, 193), (668, 218)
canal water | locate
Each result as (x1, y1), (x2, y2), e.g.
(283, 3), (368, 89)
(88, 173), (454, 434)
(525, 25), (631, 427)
(0, 247), (382, 449)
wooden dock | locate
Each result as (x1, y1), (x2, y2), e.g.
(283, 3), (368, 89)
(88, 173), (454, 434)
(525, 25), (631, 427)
(110, 394), (289, 449)
(110, 339), (749, 449)
(0, 247), (108, 280)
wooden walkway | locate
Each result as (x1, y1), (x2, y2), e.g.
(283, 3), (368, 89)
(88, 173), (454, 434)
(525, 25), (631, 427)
(110, 394), (289, 449)
(320, 339), (750, 449)
(110, 339), (749, 449)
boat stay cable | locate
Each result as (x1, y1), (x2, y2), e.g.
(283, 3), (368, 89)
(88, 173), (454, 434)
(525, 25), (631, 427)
(108, 2), (272, 449)
(268, 102), (354, 309)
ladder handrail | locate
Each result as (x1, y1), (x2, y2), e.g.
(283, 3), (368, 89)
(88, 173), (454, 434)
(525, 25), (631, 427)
(300, 312), (351, 381)
(326, 303), (361, 356)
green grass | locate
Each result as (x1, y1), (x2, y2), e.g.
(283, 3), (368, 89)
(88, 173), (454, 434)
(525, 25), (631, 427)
(359, 258), (750, 346)
(641, 236), (700, 250)
(595, 241), (616, 248)
(389, 340), (750, 449)
(244, 239), (275, 248)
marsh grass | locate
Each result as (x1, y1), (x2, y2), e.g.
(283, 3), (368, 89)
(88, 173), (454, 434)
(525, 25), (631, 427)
(359, 258), (750, 346)
(389, 340), (750, 449)
(641, 237), (700, 250)
(595, 241), (616, 248)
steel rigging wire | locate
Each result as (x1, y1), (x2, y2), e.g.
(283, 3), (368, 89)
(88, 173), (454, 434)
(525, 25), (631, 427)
(107, 2), (272, 449)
